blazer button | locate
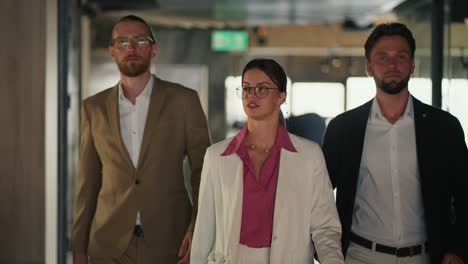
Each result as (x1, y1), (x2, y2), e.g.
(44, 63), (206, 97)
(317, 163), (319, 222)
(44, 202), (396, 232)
(135, 179), (140, 185)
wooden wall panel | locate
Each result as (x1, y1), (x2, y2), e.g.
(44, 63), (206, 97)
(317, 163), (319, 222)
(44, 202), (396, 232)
(0, 0), (46, 263)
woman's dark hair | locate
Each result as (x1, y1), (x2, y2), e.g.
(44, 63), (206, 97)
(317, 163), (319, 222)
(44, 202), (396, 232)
(242, 58), (287, 93)
(364, 22), (415, 60)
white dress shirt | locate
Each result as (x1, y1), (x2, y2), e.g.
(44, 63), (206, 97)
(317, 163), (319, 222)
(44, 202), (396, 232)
(351, 96), (427, 247)
(119, 75), (154, 225)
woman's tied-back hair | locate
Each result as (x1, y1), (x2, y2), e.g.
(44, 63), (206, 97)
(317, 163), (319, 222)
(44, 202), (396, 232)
(242, 58), (288, 127)
(364, 22), (416, 60)
(242, 58), (287, 93)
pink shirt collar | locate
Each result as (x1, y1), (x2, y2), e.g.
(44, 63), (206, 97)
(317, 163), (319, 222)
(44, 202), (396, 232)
(221, 124), (297, 156)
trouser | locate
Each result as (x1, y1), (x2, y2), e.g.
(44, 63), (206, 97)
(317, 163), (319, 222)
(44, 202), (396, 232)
(238, 244), (271, 264)
(345, 242), (430, 264)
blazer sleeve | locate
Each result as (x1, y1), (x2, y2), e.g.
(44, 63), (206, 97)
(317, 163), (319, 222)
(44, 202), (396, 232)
(322, 118), (342, 189)
(446, 117), (468, 261)
(184, 91), (211, 231)
(191, 149), (216, 264)
(71, 102), (102, 253)
(309, 147), (345, 264)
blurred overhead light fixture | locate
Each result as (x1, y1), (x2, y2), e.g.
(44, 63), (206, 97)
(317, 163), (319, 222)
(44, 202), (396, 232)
(81, 0), (159, 14)
(341, 18), (373, 31)
(254, 26), (268, 46)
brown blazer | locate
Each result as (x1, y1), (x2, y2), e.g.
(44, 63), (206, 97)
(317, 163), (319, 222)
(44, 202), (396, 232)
(71, 76), (211, 262)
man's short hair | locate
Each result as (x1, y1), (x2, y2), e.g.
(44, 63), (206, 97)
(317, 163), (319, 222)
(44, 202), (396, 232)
(364, 22), (416, 60)
(111, 15), (156, 43)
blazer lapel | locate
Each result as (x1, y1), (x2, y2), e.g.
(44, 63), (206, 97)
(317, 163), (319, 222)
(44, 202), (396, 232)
(224, 154), (243, 263)
(137, 77), (168, 169)
(412, 97), (429, 181)
(272, 149), (301, 235)
(346, 100), (372, 188)
(105, 85), (134, 168)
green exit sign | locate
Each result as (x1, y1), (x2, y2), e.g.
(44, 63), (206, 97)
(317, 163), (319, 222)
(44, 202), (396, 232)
(211, 31), (249, 52)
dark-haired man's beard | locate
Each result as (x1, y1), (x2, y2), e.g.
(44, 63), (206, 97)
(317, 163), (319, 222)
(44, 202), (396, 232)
(117, 55), (151, 77)
(375, 75), (410, 95)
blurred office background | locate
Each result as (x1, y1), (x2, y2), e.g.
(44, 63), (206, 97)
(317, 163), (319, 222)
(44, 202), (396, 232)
(1, 0), (467, 263)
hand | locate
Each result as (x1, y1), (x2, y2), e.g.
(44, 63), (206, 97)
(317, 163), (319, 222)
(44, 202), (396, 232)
(177, 231), (193, 264)
(73, 252), (89, 264)
(442, 254), (464, 264)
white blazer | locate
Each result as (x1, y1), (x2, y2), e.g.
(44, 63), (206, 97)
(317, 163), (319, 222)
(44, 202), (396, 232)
(191, 133), (344, 264)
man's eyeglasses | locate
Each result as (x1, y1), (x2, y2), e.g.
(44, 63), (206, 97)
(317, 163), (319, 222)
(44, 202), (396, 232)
(111, 36), (154, 49)
(236, 86), (278, 99)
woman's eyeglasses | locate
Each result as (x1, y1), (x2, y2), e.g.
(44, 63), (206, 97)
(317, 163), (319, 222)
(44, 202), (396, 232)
(236, 86), (278, 99)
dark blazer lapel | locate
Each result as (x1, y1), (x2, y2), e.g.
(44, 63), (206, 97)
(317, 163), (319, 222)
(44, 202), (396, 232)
(347, 100), (372, 186)
(137, 77), (168, 169)
(412, 97), (429, 181)
(105, 84), (134, 167)
(339, 99), (372, 249)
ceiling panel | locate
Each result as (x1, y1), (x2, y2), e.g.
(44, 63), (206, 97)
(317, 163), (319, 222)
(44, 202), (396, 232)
(94, 0), (407, 28)
(242, 0), (406, 25)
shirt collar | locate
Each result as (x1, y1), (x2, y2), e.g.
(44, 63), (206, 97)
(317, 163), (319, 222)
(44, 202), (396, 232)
(370, 95), (414, 121)
(221, 124), (297, 156)
(118, 74), (154, 102)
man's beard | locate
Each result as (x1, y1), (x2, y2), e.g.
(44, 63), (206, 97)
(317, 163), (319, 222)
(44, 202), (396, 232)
(117, 55), (150, 77)
(375, 75), (410, 95)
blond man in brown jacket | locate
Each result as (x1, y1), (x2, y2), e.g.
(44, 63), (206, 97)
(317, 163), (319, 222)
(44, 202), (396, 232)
(72, 15), (211, 264)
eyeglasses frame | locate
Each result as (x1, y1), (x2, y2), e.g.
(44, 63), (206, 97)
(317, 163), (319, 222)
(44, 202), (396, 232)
(110, 36), (155, 50)
(236, 86), (280, 99)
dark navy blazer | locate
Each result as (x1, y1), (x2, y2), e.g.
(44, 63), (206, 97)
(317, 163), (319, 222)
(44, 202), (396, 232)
(322, 96), (467, 263)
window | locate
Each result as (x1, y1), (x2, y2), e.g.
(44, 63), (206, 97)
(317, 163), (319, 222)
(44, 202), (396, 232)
(290, 82), (345, 118)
